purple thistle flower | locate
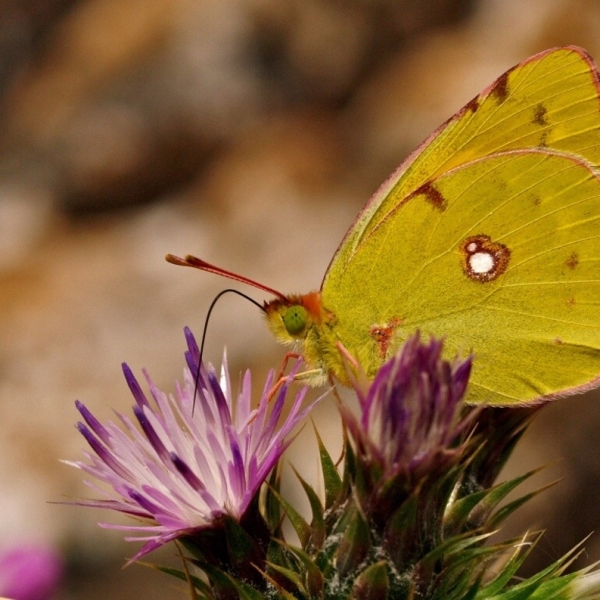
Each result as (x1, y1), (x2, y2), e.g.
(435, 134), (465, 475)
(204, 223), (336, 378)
(337, 333), (478, 567)
(65, 327), (316, 561)
(344, 333), (474, 483)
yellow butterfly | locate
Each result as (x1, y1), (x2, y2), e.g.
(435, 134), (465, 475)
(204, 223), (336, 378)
(168, 46), (600, 405)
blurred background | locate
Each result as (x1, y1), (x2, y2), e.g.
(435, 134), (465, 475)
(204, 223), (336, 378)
(2, 0), (600, 596)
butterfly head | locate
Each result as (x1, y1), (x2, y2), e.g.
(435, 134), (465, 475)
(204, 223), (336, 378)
(264, 291), (323, 345)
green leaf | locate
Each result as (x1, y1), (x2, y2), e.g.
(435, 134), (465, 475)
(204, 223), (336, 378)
(341, 437), (357, 497)
(476, 538), (586, 599)
(265, 562), (308, 597)
(292, 465), (326, 550)
(443, 487), (492, 534)
(150, 563), (213, 599)
(284, 544), (325, 598)
(224, 517), (259, 565)
(384, 493), (419, 567)
(474, 533), (541, 597)
(465, 408), (536, 492)
(420, 529), (495, 571)
(314, 424), (342, 508)
(269, 487), (312, 548)
(196, 561), (264, 600)
(264, 468), (283, 534)
(487, 480), (559, 530)
(336, 503), (371, 577)
(350, 561), (389, 600)
(445, 467), (543, 535)
(477, 467), (545, 515)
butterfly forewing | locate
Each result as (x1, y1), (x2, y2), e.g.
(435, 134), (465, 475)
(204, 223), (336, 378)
(326, 46), (600, 279)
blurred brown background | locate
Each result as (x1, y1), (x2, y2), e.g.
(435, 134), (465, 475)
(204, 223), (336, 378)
(2, 0), (600, 597)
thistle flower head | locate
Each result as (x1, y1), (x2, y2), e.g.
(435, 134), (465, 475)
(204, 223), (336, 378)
(346, 333), (473, 484)
(66, 327), (315, 560)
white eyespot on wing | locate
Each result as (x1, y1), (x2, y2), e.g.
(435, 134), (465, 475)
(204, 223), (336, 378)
(469, 251), (495, 276)
(460, 235), (510, 283)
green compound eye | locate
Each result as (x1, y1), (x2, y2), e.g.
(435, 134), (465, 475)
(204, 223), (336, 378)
(282, 305), (308, 335)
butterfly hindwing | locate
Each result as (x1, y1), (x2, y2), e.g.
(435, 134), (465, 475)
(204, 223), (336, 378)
(322, 149), (600, 404)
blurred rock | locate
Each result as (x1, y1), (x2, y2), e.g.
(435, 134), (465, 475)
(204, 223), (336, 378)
(2, 0), (178, 144)
(247, 0), (477, 104)
(0, 180), (55, 272)
(0, 0), (476, 214)
(0, 0), (80, 97)
(56, 104), (209, 213)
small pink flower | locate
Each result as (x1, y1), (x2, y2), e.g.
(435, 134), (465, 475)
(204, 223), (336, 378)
(0, 544), (62, 600)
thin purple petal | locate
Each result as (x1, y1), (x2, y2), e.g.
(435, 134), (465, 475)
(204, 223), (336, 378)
(75, 400), (111, 444)
(133, 406), (171, 463)
(76, 422), (132, 480)
(170, 452), (205, 491)
(122, 363), (150, 408)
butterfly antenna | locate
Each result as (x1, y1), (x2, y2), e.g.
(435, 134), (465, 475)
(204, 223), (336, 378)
(166, 254), (288, 301)
(193, 288), (265, 414)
